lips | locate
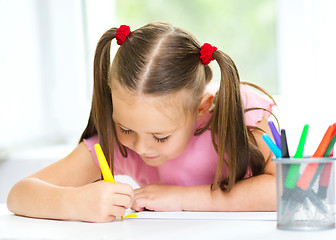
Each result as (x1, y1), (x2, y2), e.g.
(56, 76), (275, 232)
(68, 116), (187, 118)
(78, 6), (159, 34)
(142, 155), (160, 160)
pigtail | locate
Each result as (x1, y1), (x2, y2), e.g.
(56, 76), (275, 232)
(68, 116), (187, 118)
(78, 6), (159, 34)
(80, 28), (117, 174)
(210, 50), (259, 192)
(79, 108), (97, 141)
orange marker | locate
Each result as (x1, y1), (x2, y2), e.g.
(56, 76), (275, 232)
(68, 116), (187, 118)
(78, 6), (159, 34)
(296, 124), (336, 190)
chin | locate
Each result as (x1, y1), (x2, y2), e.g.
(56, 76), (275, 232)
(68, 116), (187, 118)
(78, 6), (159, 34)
(141, 156), (168, 167)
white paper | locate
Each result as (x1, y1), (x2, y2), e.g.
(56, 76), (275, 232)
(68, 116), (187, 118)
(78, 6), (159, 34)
(122, 210), (277, 221)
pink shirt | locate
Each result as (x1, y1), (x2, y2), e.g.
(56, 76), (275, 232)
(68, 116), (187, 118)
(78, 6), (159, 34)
(84, 84), (275, 187)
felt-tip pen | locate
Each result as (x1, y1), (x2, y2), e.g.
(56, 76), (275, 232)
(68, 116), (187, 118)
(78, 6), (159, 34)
(296, 124), (336, 190)
(262, 134), (282, 158)
(94, 143), (115, 183)
(268, 121), (281, 150)
(284, 124), (309, 189)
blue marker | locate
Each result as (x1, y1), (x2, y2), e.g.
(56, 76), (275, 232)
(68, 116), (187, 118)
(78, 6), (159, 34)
(262, 133), (282, 158)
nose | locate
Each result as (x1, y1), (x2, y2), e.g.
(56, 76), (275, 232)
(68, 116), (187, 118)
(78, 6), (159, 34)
(133, 135), (151, 155)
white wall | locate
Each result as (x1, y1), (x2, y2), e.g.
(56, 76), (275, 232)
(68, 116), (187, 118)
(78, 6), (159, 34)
(276, 0), (336, 155)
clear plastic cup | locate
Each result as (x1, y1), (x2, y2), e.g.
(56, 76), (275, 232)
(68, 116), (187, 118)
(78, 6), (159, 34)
(273, 157), (335, 230)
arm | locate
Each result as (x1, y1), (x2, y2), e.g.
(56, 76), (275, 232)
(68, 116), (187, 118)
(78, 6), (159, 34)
(7, 142), (134, 222)
(132, 117), (276, 212)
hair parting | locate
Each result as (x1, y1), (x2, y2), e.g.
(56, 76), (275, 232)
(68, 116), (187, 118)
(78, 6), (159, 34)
(79, 22), (273, 191)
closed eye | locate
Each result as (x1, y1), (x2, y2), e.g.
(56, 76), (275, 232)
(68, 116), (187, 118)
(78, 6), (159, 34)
(119, 127), (132, 134)
(153, 135), (170, 143)
(119, 125), (170, 143)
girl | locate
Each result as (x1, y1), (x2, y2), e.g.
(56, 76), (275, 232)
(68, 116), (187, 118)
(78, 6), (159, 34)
(7, 22), (276, 222)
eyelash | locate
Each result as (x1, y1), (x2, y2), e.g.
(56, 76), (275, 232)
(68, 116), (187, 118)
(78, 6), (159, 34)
(119, 127), (170, 143)
(119, 127), (132, 134)
(154, 136), (170, 143)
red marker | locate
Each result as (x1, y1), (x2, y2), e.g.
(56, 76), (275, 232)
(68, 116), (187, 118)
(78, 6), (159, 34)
(318, 130), (336, 199)
(296, 124), (336, 190)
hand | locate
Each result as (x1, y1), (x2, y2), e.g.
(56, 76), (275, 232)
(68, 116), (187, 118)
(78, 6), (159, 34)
(72, 181), (134, 222)
(132, 184), (184, 212)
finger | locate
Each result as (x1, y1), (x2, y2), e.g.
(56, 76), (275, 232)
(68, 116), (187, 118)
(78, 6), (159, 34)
(131, 199), (146, 212)
(134, 197), (161, 212)
(107, 205), (127, 217)
(107, 182), (134, 198)
(113, 193), (133, 209)
(133, 198), (155, 211)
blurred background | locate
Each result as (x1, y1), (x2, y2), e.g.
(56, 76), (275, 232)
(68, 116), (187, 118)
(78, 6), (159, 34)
(0, 0), (335, 202)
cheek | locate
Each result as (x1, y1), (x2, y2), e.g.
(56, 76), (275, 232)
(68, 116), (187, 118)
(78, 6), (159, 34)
(159, 132), (192, 158)
(116, 132), (132, 147)
(169, 124), (196, 155)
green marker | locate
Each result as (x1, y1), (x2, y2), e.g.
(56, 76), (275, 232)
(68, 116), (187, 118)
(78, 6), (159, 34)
(284, 124), (309, 189)
(324, 130), (336, 157)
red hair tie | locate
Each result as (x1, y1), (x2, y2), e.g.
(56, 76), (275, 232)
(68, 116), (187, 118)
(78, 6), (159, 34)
(200, 43), (217, 65)
(116, 25), (131, 45)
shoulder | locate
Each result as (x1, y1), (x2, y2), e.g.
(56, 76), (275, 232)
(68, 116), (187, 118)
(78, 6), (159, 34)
(205, 83), (275, 127)
(240, 84), (274, 108)
(240, 83), (275, 127)
(83, 135), (99, 166)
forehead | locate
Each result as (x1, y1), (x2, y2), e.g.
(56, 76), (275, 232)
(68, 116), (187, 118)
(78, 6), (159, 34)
(111, 85), (194, 132)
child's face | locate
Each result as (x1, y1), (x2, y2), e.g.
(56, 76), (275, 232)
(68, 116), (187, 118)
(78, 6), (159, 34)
(112, 86), (197, 167)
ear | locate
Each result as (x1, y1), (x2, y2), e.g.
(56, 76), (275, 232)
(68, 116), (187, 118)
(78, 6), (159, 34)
(197, 93), (214, 120)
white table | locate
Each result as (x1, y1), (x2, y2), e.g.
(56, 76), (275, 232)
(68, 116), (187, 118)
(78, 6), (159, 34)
(1, 204), (336, 240)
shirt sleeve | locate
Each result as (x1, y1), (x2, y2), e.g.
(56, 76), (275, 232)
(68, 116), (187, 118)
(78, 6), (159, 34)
(83, 135), (125, 175)
(83, 135), (99, 167)
(240, 84), (275, 127)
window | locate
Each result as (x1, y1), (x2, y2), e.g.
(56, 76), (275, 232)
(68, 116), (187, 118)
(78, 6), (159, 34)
(0, 0), (92, 159)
